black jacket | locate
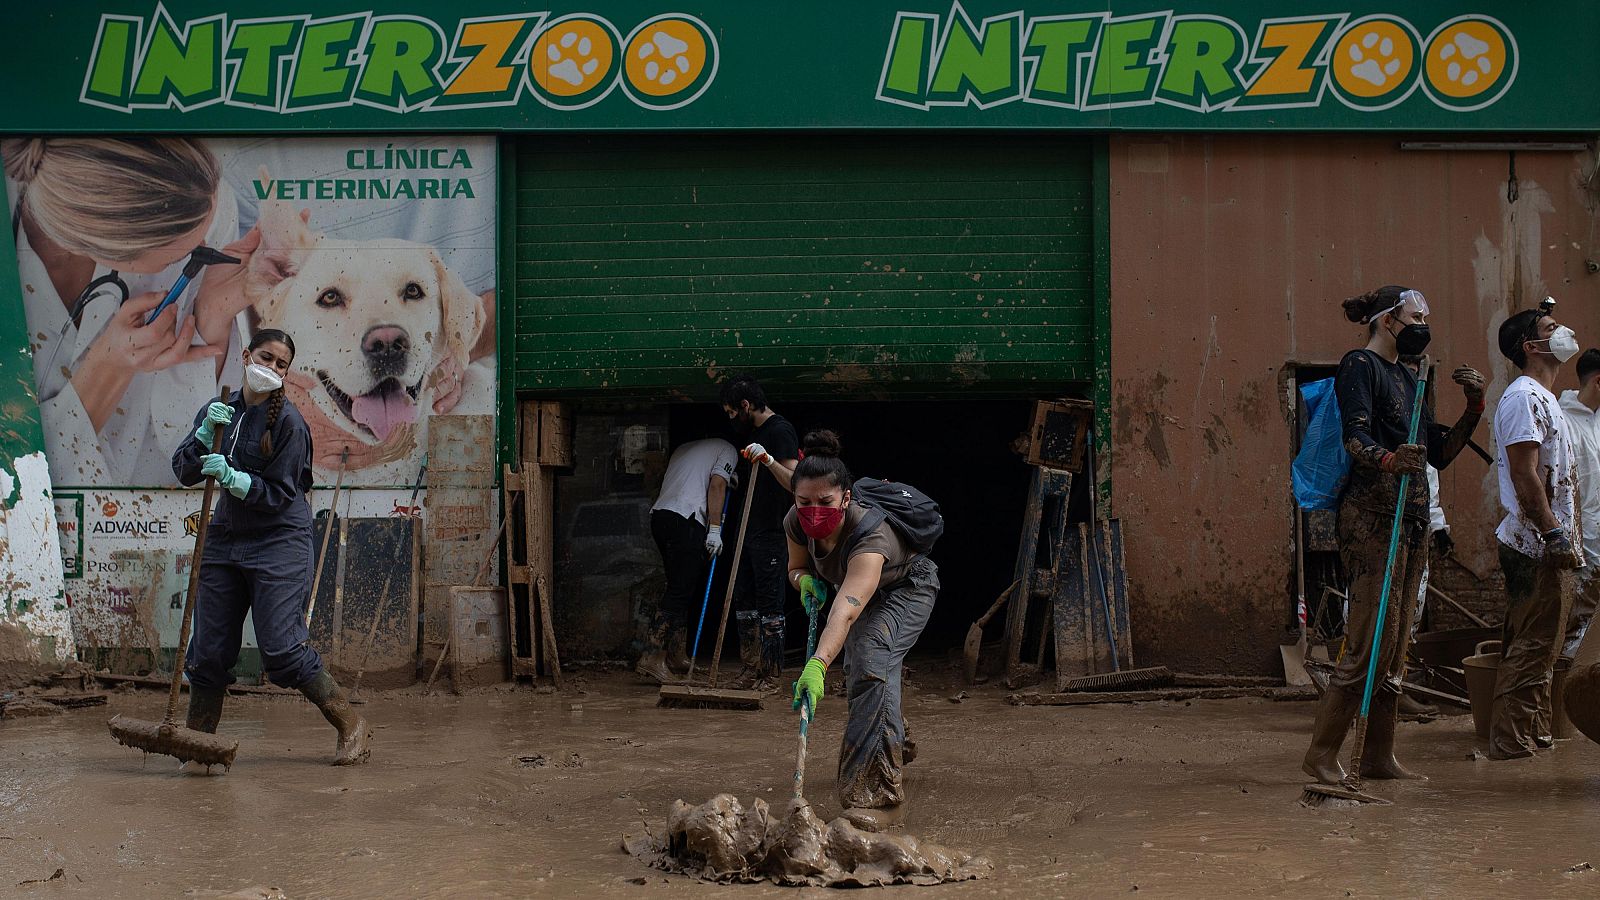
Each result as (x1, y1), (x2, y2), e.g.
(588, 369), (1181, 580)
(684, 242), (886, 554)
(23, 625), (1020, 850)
(172, 391), (313, 537)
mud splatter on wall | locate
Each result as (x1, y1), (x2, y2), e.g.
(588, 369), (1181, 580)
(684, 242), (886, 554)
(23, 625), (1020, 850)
(1110, 135), (1600, 674)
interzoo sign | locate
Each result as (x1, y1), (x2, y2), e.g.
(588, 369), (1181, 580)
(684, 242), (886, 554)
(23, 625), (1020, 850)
(0, 3), (1593, 132)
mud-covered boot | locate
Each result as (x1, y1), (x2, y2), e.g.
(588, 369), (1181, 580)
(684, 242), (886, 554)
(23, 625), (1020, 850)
(730, 612), (762, 689)
(1359, 686), (1427, 780)
(1302, 684), (1359, 785)
(178, 685), (228, 775)
(299, 670), (372, 766)
(665, 624), (693, 675)
(635, 618), (674, 684)
(841, 804), (906, 832)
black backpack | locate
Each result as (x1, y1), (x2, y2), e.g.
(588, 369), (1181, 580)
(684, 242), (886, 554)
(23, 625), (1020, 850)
(848, 477), (944, 557)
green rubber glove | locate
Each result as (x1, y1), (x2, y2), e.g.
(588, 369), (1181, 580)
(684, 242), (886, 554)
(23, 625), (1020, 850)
(793, 656), (826, 718)
(195, 401), (233, 445)
(797, 574), (829, 617)
(201, 454), (252, 499)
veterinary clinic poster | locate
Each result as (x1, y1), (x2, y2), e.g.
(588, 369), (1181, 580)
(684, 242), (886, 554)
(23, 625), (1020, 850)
(8, 135), (497, 490)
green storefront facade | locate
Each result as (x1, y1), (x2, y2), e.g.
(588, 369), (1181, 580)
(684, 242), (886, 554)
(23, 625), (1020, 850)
(4, 2), (1599, 669)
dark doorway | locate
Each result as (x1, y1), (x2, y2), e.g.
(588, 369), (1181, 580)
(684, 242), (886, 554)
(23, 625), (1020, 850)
(670, 398), (1045, 652)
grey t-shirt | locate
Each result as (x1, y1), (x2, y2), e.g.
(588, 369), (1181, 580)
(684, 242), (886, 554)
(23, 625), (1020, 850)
(784, 503), (915, 594)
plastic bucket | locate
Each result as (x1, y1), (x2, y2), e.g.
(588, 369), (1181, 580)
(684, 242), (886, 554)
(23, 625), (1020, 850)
(1463, 640), (1502, 741)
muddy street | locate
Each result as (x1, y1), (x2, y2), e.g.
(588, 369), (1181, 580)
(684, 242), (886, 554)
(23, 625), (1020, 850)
(3, 664), (1599, 898)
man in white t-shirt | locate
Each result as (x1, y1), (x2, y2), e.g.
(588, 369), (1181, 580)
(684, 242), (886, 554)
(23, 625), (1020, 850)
(1489, 305), (1584, 759)
(1558, 348), (1600, 658)
(636, 437), (738, 683)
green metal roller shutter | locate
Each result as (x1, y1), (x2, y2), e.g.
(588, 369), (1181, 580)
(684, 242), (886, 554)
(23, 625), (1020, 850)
(512, 134), (1094, 398)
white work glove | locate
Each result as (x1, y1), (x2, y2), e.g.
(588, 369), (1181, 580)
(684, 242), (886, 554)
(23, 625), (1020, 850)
(705, 524), (724, 558)
(742, 443), (773, 466)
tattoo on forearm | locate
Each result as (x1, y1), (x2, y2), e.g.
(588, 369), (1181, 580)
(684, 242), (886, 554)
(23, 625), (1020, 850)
(845, 595), (861, 607)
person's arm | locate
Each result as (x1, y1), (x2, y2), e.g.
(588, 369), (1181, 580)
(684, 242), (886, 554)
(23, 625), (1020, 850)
(1506, 441), (1560, 534)
(787, 535), (813, 590)
(810, 552), (886, 668)
(1337, 353), (1391, 470)
(1426, 366), (1486, 470)
(706, 473), (728, 528)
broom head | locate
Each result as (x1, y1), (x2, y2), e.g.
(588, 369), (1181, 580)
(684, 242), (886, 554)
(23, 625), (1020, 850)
(108, 715), (239, 769)
(657, 684), (765, 710)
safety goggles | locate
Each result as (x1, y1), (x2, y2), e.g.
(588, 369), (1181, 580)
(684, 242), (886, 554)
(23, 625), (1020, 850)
(1366, 289), (1429, 324)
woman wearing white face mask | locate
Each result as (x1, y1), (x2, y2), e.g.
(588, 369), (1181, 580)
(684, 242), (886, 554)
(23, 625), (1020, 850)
(171, 329), (371, 769)
(1302, 286), (1486, 788)
(4, 137), (256, 485)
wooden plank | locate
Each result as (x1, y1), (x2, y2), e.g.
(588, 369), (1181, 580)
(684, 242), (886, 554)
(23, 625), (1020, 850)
(1053, 521), (1091, 686)
(1007, 686), (1319, 706)
(537, 401), (573, 468)
(1003, 467), (1045, 674)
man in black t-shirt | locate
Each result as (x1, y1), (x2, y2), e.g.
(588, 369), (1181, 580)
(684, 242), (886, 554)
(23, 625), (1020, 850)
(720, 374), (801, 691)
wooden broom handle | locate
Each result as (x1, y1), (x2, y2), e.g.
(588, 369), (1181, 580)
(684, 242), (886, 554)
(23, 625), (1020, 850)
(165, 387), (228, 726)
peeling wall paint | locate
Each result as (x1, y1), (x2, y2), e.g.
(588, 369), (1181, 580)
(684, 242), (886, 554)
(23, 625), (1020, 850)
(1110, 135), (1600, 675)
(0, 451), (73, 668)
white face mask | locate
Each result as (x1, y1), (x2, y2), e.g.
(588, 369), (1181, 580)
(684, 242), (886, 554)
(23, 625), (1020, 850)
(244, 362), (284, 393)
(1534, 326), (1581, 363)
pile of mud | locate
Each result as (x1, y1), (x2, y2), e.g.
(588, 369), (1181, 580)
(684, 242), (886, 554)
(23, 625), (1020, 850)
(624, 794), (990, 888)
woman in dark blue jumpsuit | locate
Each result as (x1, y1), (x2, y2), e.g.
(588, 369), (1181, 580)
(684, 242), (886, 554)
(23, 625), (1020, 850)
(171, 328), (371, 768)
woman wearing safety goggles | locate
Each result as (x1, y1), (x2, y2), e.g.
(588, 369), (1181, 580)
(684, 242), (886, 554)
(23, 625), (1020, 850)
(1302, 286), (1487, 788)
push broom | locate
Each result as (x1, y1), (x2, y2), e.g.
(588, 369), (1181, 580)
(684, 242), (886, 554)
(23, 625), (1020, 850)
(1302, 362), (1430, 807)
(108, 387), (240, 770)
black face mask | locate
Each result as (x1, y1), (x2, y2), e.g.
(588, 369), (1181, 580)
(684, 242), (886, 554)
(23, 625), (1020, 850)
(1393, 323), (1431, 356)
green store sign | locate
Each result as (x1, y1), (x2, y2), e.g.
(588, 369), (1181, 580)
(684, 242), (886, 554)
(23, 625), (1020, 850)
(3, 2), (1595, 132)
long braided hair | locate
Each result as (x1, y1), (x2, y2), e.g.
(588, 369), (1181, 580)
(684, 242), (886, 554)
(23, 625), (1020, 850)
(248, 329), (295, 456)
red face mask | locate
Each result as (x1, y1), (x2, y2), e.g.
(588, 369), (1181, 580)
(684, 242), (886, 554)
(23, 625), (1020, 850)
(797, 505), (846, 539)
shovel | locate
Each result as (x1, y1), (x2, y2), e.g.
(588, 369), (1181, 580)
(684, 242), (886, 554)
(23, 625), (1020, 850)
(963, 580), (1019, 684)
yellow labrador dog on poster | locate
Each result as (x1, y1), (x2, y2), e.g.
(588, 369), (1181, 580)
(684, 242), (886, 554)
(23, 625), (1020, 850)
(245, 177), (488, 483)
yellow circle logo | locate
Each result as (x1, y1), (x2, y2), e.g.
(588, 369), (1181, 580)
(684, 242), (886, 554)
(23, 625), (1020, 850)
(528, 15), (620, 108)
(621, 15), (718, 109)
(1422, 17), (1516, 109)
(1330, 17), (1419, 108)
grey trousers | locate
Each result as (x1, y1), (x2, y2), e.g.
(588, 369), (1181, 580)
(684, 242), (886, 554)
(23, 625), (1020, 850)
(837, 557), (938, 810)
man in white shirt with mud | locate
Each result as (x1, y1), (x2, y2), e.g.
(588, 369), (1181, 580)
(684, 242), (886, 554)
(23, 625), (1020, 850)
(1489, 305), (1584, 760)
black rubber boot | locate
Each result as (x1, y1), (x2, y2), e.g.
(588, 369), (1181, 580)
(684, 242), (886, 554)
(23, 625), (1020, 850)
(178, 685), (229, 775)
(299, 670), (372, 766)
(665, 623), (693, 674)
(635, 618), (674, 684)
(185, 685), (226, 734)
(731, 612), (762, 689)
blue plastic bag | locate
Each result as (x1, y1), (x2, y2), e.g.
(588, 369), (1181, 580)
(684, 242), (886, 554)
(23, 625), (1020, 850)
(1292, 378), (1350, 510)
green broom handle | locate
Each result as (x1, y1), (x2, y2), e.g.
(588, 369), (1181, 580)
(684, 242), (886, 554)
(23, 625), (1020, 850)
(1358, 363), (1431, 718)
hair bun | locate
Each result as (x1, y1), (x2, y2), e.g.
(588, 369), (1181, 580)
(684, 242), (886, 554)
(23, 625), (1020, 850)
(1341, 292), (1374, 324)
(2, 138), (47, 183)
(801, 429), (842, 459)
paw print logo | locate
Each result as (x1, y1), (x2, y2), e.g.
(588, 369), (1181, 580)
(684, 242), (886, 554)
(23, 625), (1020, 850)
(528, 15), (621, 109)
(1331, 17), (1420, 109)
(1422, 17), (1516, 110)
(622, 15), (718, 110)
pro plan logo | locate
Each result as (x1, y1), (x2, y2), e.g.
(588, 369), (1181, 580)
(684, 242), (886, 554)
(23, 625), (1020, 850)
(79, 4), (718, 115)
(877, 4), (1516, 114)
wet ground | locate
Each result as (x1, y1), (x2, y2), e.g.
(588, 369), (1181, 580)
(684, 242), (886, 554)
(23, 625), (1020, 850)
(3, 662), (1599, 898)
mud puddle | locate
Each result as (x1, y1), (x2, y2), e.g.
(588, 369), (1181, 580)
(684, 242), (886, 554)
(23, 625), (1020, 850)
(1, 663), (1599, 897)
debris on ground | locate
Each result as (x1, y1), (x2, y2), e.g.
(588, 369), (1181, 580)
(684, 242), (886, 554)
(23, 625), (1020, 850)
(16, 867), (64, 886)
(624, 794), (990, 888)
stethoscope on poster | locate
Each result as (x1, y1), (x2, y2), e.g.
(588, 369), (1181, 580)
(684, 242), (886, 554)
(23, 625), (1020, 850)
(11, 199), (239, 382)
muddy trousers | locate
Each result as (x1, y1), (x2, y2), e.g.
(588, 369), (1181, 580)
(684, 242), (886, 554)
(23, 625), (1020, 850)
(1489, 544), (1573, 758)
(838, 557), (938, 810)
(1565, 559), (1600, 658)
(186, 527), (323, 691)
(650, 510), (707, 630)
(1306, 505), (1424, 774)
